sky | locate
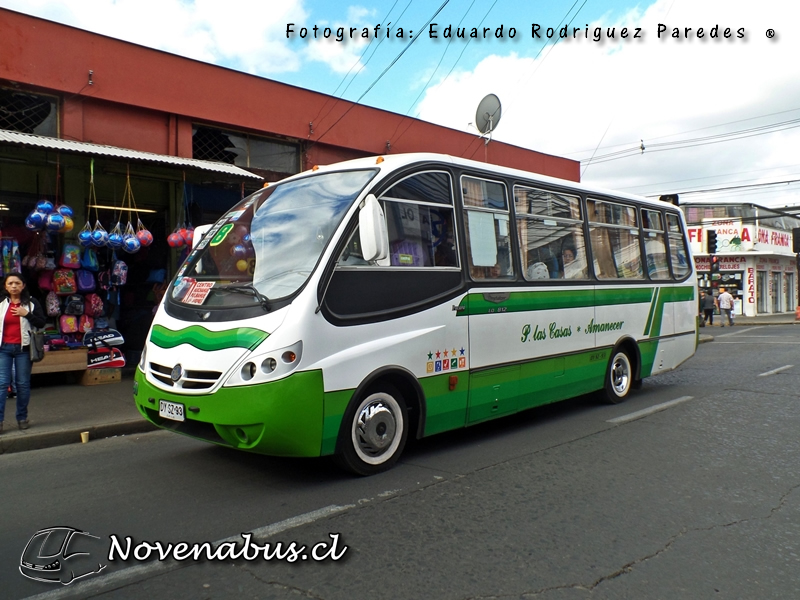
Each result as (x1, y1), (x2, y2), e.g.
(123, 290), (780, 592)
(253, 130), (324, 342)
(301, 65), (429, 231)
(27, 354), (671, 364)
(2, 0), (800, 210)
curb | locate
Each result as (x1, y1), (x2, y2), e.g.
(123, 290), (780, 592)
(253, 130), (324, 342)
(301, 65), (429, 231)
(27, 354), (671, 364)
(0, 419), (158, 455)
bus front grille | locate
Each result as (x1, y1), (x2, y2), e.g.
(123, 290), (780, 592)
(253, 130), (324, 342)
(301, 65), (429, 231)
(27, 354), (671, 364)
(148, 362), (222, 390)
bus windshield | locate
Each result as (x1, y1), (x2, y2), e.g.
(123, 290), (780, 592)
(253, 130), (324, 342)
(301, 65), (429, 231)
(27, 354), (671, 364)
(171, 169), (377, 309)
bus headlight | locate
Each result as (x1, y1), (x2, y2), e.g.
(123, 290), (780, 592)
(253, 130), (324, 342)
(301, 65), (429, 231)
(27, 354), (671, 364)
(224, 341), (303, 387)
(139, 346), (147, 371)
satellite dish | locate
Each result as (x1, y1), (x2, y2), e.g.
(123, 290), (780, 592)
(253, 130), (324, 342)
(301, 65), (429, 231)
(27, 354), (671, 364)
(475, 93), (502, 135)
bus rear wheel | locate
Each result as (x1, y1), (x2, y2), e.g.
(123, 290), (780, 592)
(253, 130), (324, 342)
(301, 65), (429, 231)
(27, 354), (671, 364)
(335, 384), (408, 476)
(602, 348), (634, 404)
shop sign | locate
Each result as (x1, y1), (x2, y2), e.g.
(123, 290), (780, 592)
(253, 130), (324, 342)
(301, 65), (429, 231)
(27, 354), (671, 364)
(755, 225), (793, 253)
(747, 267), (755, 304)
(694, 255), (744, 271)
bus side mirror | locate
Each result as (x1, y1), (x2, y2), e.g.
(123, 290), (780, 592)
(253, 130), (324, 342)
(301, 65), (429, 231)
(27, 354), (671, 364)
(359, 194), (388, 262)
(192, 224), (213, 249)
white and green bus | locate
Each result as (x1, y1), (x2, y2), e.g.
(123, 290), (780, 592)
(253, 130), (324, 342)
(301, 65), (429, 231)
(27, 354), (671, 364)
(134, 153), (697, 475)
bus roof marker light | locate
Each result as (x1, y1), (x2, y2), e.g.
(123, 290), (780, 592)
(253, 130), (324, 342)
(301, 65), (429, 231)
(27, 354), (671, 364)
(376, 156), (384, 164)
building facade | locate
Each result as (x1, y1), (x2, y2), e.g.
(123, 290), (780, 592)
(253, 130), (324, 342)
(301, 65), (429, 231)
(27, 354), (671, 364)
(683, 202), (799, 317)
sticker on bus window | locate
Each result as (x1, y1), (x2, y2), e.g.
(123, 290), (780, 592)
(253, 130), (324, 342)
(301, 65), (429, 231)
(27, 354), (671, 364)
(172, 277), (196, 300)
(210, 223), (234, 247)
(226, 210), (245, 222)
(182, 281), (215, 305)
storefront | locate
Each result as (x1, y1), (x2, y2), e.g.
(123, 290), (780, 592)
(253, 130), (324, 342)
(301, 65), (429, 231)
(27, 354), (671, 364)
(685, 208), (799, 317)
(0, 130), (261, 367)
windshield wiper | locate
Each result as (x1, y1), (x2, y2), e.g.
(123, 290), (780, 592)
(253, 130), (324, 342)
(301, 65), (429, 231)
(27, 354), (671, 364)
(215, 283), (271, 312)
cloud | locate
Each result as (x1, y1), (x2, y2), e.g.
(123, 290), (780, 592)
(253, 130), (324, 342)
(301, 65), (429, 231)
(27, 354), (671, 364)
(1, 0), (309, 74)
(415, 0), (800, 206)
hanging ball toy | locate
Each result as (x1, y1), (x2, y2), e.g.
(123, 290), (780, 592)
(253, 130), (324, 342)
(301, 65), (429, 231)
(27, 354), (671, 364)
(62, 216), (75, 233)
(57, 205), (74, 218)
(36, 200), (55, 214)
(46, 212), (65, 231)
(137, 229), (154, 247)
(78, 228), (93, 247)
(167, 232), (184, 248)
(123, 236), (141, 254)
(91, 228), (109, 247)
(28, 210), (47, 229)
(108, 231), (124, 248)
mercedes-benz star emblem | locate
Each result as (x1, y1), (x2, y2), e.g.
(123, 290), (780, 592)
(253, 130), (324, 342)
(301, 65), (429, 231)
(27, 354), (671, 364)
(171, 364), (183, 382)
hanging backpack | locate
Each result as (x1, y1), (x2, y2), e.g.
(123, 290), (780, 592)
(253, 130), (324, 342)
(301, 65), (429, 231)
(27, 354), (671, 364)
(76, 269), (96, 292)
(59, 243), (81, 269)
(53, 269), (77, 295)
(38, 270), (54, 292)
(79, 314), (94, 333)
(98, 269), (111, 291)
(63, 294), (85, 315)
(111, 259), (128, 286)
(79, 247), (99, 272)
(85, 293), (105, 317)
(45, 291), (61, 317)
(59, 314), (79, 334)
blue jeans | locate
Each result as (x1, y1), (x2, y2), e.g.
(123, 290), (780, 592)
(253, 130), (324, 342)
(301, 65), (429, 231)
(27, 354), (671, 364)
(0, 343), (32, 422)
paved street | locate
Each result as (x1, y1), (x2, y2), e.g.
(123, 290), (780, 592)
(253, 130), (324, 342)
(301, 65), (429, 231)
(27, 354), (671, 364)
(2, 324), (800, 599)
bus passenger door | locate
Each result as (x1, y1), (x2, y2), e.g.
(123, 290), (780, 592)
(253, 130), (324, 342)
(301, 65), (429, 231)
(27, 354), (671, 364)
(465, 290), (521, 424)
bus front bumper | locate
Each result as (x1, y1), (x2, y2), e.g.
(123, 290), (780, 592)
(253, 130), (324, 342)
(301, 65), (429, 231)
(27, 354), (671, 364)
(133, 369), (325, 457)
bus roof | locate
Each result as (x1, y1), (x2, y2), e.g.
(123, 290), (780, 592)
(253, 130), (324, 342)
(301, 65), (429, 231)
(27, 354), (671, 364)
(286, 152), (680, 212)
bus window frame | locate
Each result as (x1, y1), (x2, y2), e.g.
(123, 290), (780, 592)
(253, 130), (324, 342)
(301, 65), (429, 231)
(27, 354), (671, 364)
(459, 173), (515, 282)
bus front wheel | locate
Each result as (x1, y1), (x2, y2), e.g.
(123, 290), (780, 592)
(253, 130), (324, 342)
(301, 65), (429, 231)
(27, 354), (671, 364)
(602, 348), (634, 404)
(335, 385), (409, 476)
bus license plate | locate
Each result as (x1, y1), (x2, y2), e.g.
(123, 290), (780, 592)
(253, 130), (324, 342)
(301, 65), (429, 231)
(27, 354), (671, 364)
(159, 400), (185, 422)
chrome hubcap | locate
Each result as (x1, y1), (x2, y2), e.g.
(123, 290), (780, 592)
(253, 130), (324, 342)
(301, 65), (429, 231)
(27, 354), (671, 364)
(611, 354), (630, 395)
(356, 400), (397, 456)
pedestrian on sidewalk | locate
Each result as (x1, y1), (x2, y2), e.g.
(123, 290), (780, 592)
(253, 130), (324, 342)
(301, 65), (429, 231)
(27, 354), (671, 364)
(0, 272), (46, 433)
(700, 290), (716, 326)
(718, 286), (734, 327)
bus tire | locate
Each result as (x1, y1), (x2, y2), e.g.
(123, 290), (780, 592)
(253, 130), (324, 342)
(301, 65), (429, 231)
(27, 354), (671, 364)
(335, 384), (409, 476)
(602, 348), (634, 404)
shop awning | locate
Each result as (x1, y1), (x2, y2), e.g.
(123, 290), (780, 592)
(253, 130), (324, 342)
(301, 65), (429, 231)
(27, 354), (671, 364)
(0, 129), (263, 180)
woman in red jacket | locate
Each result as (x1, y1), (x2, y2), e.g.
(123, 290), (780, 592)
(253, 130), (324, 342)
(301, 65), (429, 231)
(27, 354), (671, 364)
(0, 272), (46, 433)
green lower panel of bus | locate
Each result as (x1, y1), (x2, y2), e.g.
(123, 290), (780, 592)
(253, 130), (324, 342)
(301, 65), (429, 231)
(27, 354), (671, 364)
(134, 369), (327, 457)
(135, 339), (665, 458)
(462, 349), (611, 426)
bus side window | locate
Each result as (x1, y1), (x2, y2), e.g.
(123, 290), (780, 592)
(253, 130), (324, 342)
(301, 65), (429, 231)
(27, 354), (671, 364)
(587, 199), (644, 279)
(338, 170), (459, 270)
(462, 176), (514, 281)
(514, 185), (588, 281)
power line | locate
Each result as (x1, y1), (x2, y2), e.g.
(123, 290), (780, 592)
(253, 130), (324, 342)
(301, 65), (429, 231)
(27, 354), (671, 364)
(581, 116), (800, 166)
(311, 0), (450, 146)
(310, 0), (407, 132)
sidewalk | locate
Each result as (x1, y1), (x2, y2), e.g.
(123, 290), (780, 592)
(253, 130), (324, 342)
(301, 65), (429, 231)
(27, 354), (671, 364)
(1, 313), (797, 455)
(0, 368), (155, 455)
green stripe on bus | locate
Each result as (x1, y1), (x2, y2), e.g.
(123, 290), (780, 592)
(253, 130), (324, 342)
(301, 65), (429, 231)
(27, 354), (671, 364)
(150, 324), (269, 351)
(644, 287), (660, 337)
(457, 286), (689, 317)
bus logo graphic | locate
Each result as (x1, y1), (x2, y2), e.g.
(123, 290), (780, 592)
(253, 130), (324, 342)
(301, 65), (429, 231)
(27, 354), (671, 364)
(435, 361), (442, 372)
(19, 526), (106, 585)
(458, 357), (466, 368)
(426, 362), (434, 373)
